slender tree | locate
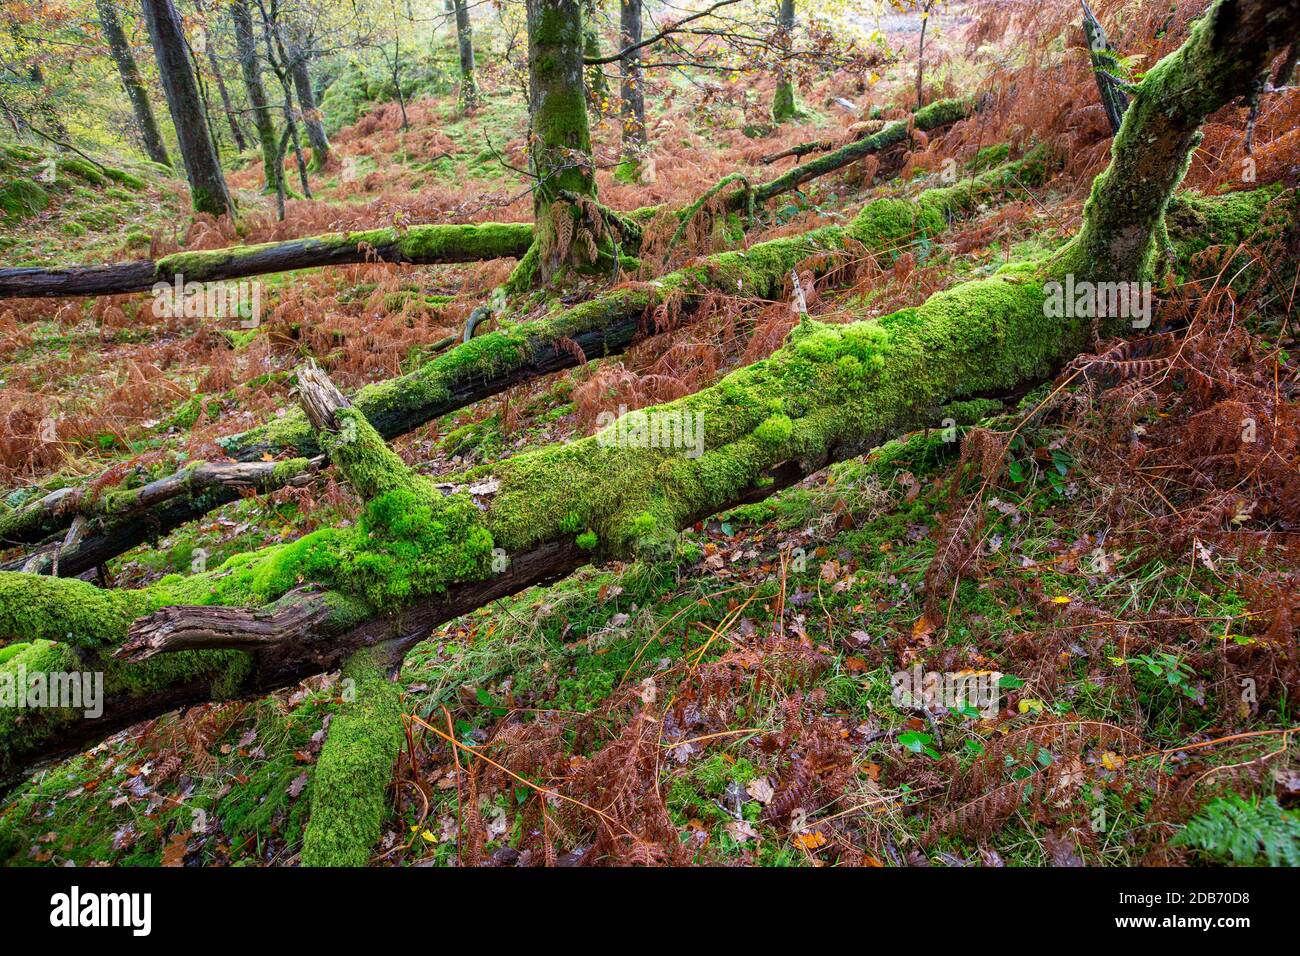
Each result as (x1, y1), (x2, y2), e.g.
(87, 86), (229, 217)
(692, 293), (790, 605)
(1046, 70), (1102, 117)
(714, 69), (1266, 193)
(914, 0), (939, 109)
(771, 0), (799, 121)
(583, 0), (609, 109)
(259, 0), (313, 201)
(199, 16), (249, 151)
(616, 0), (645, 180)
(94, 0), (171, 166)
(140, 0), (233, 216)
(451, 0), (478, 113)
(231, 0), (280, 192)
(283, 21), (330, 168)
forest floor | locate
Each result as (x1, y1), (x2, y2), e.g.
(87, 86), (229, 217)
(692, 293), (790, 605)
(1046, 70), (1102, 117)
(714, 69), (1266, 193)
(1, 8), (1299, 867)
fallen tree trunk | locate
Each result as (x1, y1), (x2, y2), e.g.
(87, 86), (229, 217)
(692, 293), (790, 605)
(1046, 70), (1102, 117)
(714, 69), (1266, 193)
(734, 97), (971, 210)
(0, 100), (970, 302)
(2, 152), (1054, 572)
(0, 223), (537, 299)
(0, 0), (1294, 856)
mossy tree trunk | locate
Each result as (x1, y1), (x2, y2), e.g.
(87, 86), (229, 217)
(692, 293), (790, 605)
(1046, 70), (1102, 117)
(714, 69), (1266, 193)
(1063, 0), (1300, 284)
(94, 0), (172, 167)
(140, 0), (234, 217)
(284, 26), (331, 169)
(525, 0), (608, 284)
(616, 0), (646, 180)
(231, 0), (281, 194)
(771, 0), (799, 122)
(0, 150), (1057, 572)
(451, 0), (479, 114)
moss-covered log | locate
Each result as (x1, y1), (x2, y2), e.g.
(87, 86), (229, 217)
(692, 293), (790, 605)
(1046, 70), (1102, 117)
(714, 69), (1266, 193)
(735, 97), (972, 211)
(0, 178), (1292, 786)
(0, 222), (536, 299)
(299, 647), (405, 866)
(0, 0), (1293, 858)
(1, 153), (1056, 571)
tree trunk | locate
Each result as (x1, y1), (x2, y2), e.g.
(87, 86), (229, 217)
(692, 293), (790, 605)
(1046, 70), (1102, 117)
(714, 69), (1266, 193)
(583, 0), (609, 111)
(140, 0), (234, 217)
(231, 0), (281, 194)
(94, 0), (172, 167)
(0, 220), (534, 299)
(616, 0), (646, 180)
(206, 43), (249, 152)
(285, 27), (330, 169)
(525, 0), (604, 284)
(1082, 0), (1129, 134)
(1064, 0), (1300, 284)
(452, 0), (479, 114)
(772, 0), (799, 121)
(915, 0), (929, 109)
(263, 6), (313, 202)
(194, 0), (250, 153)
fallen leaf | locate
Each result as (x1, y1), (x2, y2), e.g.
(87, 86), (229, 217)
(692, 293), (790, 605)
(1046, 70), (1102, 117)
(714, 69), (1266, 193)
(725, 820), (760, 844)
(746, 776), (775, 804)
(792, 831), (826, 850)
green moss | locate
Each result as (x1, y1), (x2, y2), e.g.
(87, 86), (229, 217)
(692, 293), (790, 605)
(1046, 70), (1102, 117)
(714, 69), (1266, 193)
(0, 178), (49, 222)
(968, 143), (1011, 171)
(771, 82), (802, 122)
(576, 530), (599, 550)
(59, 157), (106, 186)
(271, 457), (312, 483)
(300, 648), (405, 866)
(103, 166), (146, 190)
(483, 264), (1061, 562)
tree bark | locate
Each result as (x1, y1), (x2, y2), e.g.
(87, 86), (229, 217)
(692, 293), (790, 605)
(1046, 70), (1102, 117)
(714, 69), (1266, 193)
(772, 0), (798, 121)
(140, 0), (234, 217)
(452, 0), (479, 114)
(284, 25), (330, 169)
(617, 0), (646, 174)
(94, 0), (172, 167)
(525, 0), (604, 283)
(232, 0), (281, 194)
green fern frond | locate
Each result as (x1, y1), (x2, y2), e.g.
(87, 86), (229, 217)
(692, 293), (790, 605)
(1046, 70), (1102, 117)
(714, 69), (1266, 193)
(1174, 795), (1300, 866)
